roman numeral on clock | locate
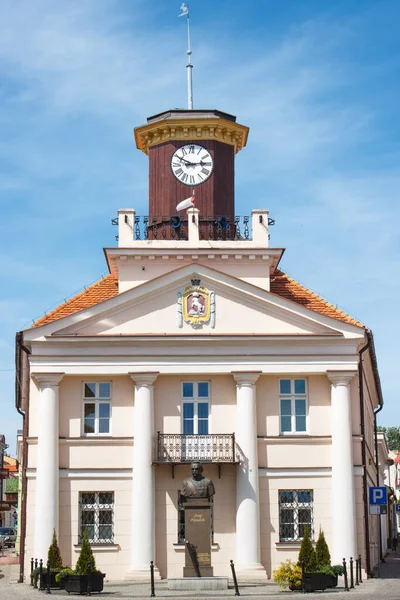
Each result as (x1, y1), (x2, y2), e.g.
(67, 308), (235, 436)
(201, 168), (210, 175)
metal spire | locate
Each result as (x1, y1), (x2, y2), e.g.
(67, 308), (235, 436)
(179, 3), (193, 109)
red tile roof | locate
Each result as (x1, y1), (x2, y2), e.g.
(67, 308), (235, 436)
(270, 270), (363, 328)
(34, 269), (363, 329)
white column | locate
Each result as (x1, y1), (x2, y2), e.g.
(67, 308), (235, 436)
(327, 371), (357, 564)
(32, 373), (64, 560)
(126, 372), (159, 579)
(232, 372), (266, 578)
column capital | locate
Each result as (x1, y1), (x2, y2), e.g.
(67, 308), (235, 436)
(232, 371), (262, 386)
(327, 371), (357, 386)
(129, 372), (159, 386)
(32, 372), (65, 387)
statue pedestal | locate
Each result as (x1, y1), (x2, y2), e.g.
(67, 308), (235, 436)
(183, 500), (213, 577)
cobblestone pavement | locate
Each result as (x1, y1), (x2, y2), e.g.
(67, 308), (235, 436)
(1, 552), (400, 600)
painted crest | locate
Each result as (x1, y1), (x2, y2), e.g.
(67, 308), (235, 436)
(177, 279), (215, 329)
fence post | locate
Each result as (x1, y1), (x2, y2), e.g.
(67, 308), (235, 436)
(39, 559), (43, 591)
(355, 557), (359, 585)
(150, 561), (155, 597)
(30, 558), (34, 586)
(46, 560), (51, 594)
(301, 559), (305, 594)
(230, 560), (240, 596)
(358, 554), (362, 583)
(350, 556), (354, 588)
(342, 558), (349, 592)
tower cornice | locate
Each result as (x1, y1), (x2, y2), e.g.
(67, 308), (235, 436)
(134, 111), (249, 155)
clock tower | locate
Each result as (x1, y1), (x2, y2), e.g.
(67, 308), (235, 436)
(134, 109), (249, 223)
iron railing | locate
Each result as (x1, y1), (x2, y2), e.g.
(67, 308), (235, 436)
(156, 433), (237, 463)
(112, 215), (275, 241)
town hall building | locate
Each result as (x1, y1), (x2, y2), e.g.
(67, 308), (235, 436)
(16, 108), (384, 582)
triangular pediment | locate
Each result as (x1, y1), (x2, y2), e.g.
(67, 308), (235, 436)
(25, 264), (362, 340)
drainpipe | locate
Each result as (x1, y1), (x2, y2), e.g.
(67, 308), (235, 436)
(15, 332), (31, 584)
(359, 337), (372, 576)
(362, 330), (384, 571)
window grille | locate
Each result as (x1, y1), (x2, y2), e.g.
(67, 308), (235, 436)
(79, 492), (114, 544)
(177, 491), (214, 544)
(279, 489), (313, 541)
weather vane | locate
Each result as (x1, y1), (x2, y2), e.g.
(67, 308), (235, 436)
(178, 3), (193, 110)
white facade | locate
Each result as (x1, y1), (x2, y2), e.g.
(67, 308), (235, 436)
(15, 109), (385, 582)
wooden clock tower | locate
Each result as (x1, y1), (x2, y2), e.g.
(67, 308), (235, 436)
(134, 109), (249, 220)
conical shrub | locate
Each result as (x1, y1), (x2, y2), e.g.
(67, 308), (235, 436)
(316, 528), (331, 567)
(47, 529), (63, 569)
(298, 526), (317, 571)
(75, 529), (97, 575)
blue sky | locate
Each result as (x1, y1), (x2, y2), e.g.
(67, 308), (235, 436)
(0, 0), (399, 455)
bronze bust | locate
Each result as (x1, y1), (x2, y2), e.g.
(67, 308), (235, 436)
(181, 462), (215, 500)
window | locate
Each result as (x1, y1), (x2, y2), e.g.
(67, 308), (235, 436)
(79, 492), (114, 544)
(83, 382), (111, 435)
(182, 382), (210, 435)
(279, 490), (313, 541)
(279, 378), (307, 434)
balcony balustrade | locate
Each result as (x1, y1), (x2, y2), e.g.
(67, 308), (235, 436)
(155, 433), (237, 464)
(113, 211), (275, 243)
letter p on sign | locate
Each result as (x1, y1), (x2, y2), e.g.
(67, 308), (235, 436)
(369, 486), (387, 505)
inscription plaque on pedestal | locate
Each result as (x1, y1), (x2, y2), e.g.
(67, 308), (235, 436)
(183, 500), (213, 577)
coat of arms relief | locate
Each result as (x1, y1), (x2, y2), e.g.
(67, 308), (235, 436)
(177, 279), (215, 329)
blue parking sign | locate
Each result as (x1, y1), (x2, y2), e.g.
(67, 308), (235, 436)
(369, 486), (387, 505)
(396, 504), (400, 513)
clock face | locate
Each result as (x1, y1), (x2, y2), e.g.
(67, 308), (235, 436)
(170, 144), (214, 186)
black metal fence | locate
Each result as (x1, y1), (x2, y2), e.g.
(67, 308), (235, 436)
(156, 433), (236, 463)
(112, 215), (275, 241)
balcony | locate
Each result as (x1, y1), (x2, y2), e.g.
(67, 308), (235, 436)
(155, 433), (237, 466)
(114, 208), (275, 245)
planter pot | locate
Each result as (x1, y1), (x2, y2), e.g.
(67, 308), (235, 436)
(326, 573), (338, 588)
(39, 571), (62, 589)
(303, 572), (329, 592)
(64, 573), (105, 594)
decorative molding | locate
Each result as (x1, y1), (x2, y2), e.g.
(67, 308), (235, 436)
(31, 372), (65, 387)
(26, 468), (133, 479)
(258, 465), (364, 477)
(327, 370), (357, 385)
(134, 118), (249, 155)
(129, 372), (159, 386)
(232, 371), (262, 386)
(26, 437), (134, 446)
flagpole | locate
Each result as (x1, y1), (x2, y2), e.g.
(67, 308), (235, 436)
(186, 6), (193, 109)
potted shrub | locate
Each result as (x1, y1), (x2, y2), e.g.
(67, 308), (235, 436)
(64, 529), (105, 594)
(39, 529), (64, 589)
(297, 527), (317, 572)
(315, 528), (330, 567)
(272, 559), (302, 591)
(299, 528), (336, 592)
